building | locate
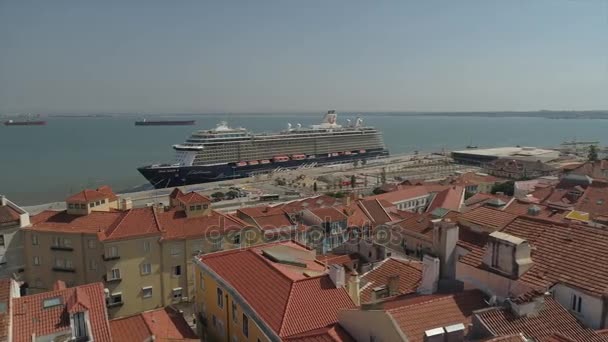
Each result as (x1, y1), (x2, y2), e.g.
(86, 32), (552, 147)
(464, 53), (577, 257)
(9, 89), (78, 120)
(435, 171), (503, 194)
(338, 290), (488, 342)
(0, 195), (29, 281)
(23, 186), (251, 318)
(483, 158), (558, 180)
(110, 306), (198, 342)
(452, 146), (560, 166)
(565, 160), (608, 180)
(462, 192), (513, 211)
(301, 207), (349, 253)
(457, 216), (608, 329)
(368, 185), (463, 213)
(194, 241), (357, 342)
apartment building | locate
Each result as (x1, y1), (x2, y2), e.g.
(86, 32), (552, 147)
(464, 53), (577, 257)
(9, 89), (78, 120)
(0, 195), (29, 280)
(23, 186), (252, 318)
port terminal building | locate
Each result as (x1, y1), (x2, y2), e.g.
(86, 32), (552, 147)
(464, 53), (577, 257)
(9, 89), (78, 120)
(451, 146), (560, 166)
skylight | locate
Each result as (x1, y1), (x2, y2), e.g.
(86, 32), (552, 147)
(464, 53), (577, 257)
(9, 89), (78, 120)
(43, 297), (62, 309)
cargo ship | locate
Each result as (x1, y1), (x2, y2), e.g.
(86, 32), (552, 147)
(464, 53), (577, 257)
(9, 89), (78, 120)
(138, 110), (389, 188)
(135, 119), (195, 126)
(4, 120), (46, 126)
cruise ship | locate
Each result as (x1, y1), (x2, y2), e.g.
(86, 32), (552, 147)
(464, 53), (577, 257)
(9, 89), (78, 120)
(137, 111), (388, 188)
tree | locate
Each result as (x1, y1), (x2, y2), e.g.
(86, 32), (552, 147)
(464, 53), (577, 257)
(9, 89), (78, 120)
(225, 190), (239, 199)
(211, 191), (225, 200)
(490, 181), (515, 196)
(350, 175), (357, 189)
(372, 187), (387, 195)
(588, 145), (599, 162)
(313, 182), (318, 192)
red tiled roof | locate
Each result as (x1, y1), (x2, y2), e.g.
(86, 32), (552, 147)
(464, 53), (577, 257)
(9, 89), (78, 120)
(568, 160), (608, 180)
(110, 307), (198, 342)
(177, 191), (211, 205)
(12, 283), (111, 342)
(101, 207), (161, 241)
(458, 206), (518, 232)
(284, 324), (355, 342)
(464, 193), (512, 210)
(483, 334), (527, 341)
(357, 199), (393, 224)
(459, 216), (608, 296)
(389, 213), (435, 242)
(66, 186), (117, 203)
(169, 188), (185, 200)
(360, 258), (422, 303)
(199, 242), (356, 338)
(503, 199), (567, 222)
(574, 180), (608, 217)
(30, 210), (123, 234)
(311, 207), (347, 222)
(475, 297), (607, 341)
(274, 196), (340, 214)
(386, 290), (487, 342)
(157, 209), (246, 240)
(368, 185), (449, 204)
(426, 186), (465, 212)
(0, 279), (12, 341)
(316, 253), (359, 267)
(66, 287), (91, 314)
(0, 205), (20, 224)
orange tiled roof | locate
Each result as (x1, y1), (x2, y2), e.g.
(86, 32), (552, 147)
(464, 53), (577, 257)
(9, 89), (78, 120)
(0, 205), (20, 224)
(503, 200), (567, 222)
(475, 297), (607, 341)
(360, 258), (422, 303)
(567, 160), (608, 180)
(357, 199), (394, 224)
(199, 242), (356, 338)
(110, 307), (198, 342)
(459, 216), (608, 296)
(284, 324), (355, 342)
(464, 193), (513, 211)
(368, 185), (449, 204)
(157, 209), (246, 240)
(458, 206), (518, 232)
(30, 210), (123, 234)
(101, 206), (161, 241)
(385, 290), (487, 342)
(574, 180), (608, 217)
(12, 283), (112, 342)
(66, 186), (117, 203)
(274, 195), (341, 214)
(0, 279), (12, 341)
(310, 207), (348, 222)
(316, 253), (359, 267)
(177, 191), (211, 205)
(482, 334), (527, 341)
(426, 186), (465, 212)
(389, 213), (435, 242)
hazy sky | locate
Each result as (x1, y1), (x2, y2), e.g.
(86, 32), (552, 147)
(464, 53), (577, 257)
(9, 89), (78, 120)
(1, 0), (607, 113)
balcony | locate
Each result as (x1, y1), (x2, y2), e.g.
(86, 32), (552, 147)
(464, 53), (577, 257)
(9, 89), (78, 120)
(102, 254), (120, 261)
(103, 275), (122, 283)
(51, 246), (74, 252)
(106, 301), (124, 308)
(52, 266), (76, 273)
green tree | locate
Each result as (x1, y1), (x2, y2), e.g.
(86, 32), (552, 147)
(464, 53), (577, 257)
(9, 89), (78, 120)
(313, 182), (318, 192)
(372, 187), (387, 195)
(351, 175), (356, 189)
(211, 191), (225, 200)
(490, 181), (515, 196)
(588, 145), (599, 162)
(225, 190), (239, 199)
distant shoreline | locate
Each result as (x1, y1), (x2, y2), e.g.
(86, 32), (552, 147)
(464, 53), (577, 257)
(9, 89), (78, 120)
(3, 110), (608, 120)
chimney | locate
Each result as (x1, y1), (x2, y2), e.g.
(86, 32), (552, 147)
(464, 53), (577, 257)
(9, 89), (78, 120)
(0, 195), (6, 206)
(329, 264), (345, 288)
(418, 255), (440, 294)
(120, 198), (133, 211)
(507, 294), (546, 318)
(347, 270), (360, 306)
(53, 280), (67, 290)
(432, 220), (458, 280)
(444, 323), (465, 342)
(482, 231), (533, 278)
(423, 327), (445, 342)
(527, 205), (540, 216)
(387, 274), (400, 296)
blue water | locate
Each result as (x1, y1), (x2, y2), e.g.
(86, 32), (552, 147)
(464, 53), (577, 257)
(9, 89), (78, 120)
(1, 113), (607, 205)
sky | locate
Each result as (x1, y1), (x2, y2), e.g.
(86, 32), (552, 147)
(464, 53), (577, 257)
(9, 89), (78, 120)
(0, 0), (607, 114)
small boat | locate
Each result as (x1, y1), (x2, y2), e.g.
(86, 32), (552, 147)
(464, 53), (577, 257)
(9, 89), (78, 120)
(344, 151), (352, 155)
(135, 119), (195, 126)
(260, 159), (271, 164)
(4, 120), (46, 126)
(248, 160), (259, 165)
(236, 161), (247, 167)
(331, 152), (339, 157)
(359, 149), (366, 153)
(273, 156), (289, 162)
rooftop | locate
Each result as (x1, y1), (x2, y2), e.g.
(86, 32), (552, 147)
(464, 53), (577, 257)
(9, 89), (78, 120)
(66, 185), (117, 203)
(458, 206), (518, 232)
(110, 307), (198, 342)
(198, 241), (357, 338)
(360, 258), (422, 303)
(453, 147), (559, 162)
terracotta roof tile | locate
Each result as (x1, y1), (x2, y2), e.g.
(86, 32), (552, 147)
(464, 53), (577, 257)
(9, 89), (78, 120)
(110, 313), (151, 342)
(111, 307), (198, 342)
(458, 207), (518, 232)
(101, 207), (161, 241)
(310, 207), (347, 222)
(360, 258), (422, 303)
(386, 290), (487, 342)
(158, 209), (246, 240)
(426, 186), (465, 212)
(12, 283), (111, 342)
(177, 191), (211, 205)
(66, 186), (117, 203)
(459, 216), (608, 296)
(357, 199), (393, 225)
(475, 297), (607, 341)
(389, 213), (435, 242)
(284, 324), (355, 342)
(482, 334), (527, 341)
(0, 205), (20, 224)
(464, 193), (513, 211)
(368, 185), (450, 204)
(316, 253), (360, 267)
(199, 242), (356, 338)
(568, 160), (608, 180)
(503, 200), (567, 222)
(29, 210), (123, 234)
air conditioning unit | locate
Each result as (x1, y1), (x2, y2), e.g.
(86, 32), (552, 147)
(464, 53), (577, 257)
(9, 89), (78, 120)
(181, 296), (189, 302)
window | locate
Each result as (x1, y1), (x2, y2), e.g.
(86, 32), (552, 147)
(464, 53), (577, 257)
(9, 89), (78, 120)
(109, 268), (121, 280)
(232, 302), (238, 323)
(73, 312), (88, 340)
(101, 199), (106, 204)
(32, 234), (39, 245)
(203, 204), (208, 209)
(96, 201), (101, 206)
(89, 202), (94, 208)
(232, 233), (241, 245)
(172, 265), (182, 276)
(143, 241), (151, 252)
(172, 288), (183, 302)
(196, 205), (202, 210)
(217, 288), (224, 308)
(80, 204), (86, 209)
(33, 256), (41, 266)
(189, 205), (195, 211)
(54, 258), (65, 268)
(170, 247), (180, 256)
(52, 237), (60, 247)
(65, 259), (73, 269)
(141, 263), (151, 275)
(242, 314), (249, 337)
(63, 238), (72, 248)
(68, 203), (74, 209)
(0, 235), (4, 247)
(212, 239), (223, 251)
(107, 246), (118, 258)
(88, 239), (96, 249)
(571, 294), (582, 313)
(109, 292), (122, 305)
(89, 259), (97, 270)
(142, 286), (153, 298)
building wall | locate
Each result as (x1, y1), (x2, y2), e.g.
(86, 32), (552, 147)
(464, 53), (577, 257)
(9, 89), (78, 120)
(394, 195), (428, 212)
(0, 224), (25, 279)
(551, 283), (604, 329)
(102, 236), (163, 318)
(338, 309), (405, 342)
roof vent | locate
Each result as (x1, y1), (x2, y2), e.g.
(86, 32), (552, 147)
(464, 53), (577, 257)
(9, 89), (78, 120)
(527, 205), (541, 216)
(444, 323), (465, 342)
(424, 327), (445, 342)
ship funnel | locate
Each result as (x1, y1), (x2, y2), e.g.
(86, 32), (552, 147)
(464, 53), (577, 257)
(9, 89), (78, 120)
(287, 123), (292, 131)
(296, 123), (302, 129)
(346, 119), (352, 126)
(355, 117), (363, 127)
(322, 110), (338, 125)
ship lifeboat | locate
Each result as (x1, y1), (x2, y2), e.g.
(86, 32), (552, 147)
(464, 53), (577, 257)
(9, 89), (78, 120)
(344, 151), (352, 155)
(292, 154), (306, 160)
(236, 161), (248, 167)
(273, 156), (289, 162)
(331, 152), (339, 157)
(307, 155), (316, 159)
(260, 159), (271, 164)
(359, 149), (366, 154)
(248, 160), (259, 166)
